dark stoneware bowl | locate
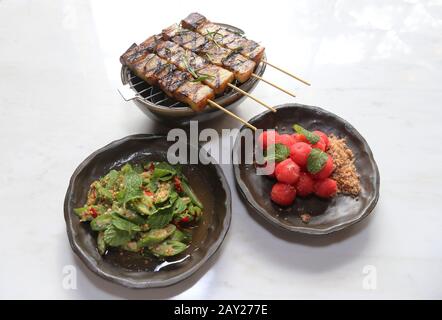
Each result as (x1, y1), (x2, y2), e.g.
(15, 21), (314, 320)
(120, 23), (266, 127)
(64, 135), (231, 288)
(233, 104), (380, 235)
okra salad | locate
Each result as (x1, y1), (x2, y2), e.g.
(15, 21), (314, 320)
(74, 162), (203, 258)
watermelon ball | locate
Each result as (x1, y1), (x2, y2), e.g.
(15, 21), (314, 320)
(278, 134), (296, 148)
(292, 133), (309, 144)
(312, 140), (326, 151)
(296, 172), (315, 197)
(271, 182), (297, 206)
(312, 155), (334, 180)
(289, 142), (312, 167)
(313, 130), (329, 149)
(275, 158), (301, 185)
(258, 130), (280, 149)
(314, 178), (337, 198)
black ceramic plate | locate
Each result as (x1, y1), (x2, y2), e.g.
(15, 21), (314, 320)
(64, 134), (231, 288)
(233, 104), (380, 235)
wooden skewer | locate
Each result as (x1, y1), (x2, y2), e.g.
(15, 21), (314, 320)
(251, 73), (296, 98)
(207, 100), (257, 131)
(227, 83), (276, 113)
(261, 61), (311, 86)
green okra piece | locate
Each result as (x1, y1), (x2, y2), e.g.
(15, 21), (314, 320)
(180, 179), (203, 209)
(90, 213), (113, 231)
(149, 240), (188, 257)
(121, 241), (140, 252)
(154, 182), (171, 204)
(169, 229), (192, 243)
(137, 224), (176, 248)
(97, 231), (106, 255)
(114, 207), (146, 225)
(111, 212), (141, 232)
(132, 194), (156, 215)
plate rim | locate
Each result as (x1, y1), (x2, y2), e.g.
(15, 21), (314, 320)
(232, 103), (380, 235)
(64, 134), (232, 288)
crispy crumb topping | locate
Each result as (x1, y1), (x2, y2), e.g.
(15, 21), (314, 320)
(327, 135), (361, 196)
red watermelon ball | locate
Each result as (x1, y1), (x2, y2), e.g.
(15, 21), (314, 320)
(296, 172), (315, 197)
(289, 142), (312, 167)
(312, 140), (326, 151)
(258, 130), (280, 149)
(271, 182), (297, 206)
(314, 178), (337, 198)
(275, 158), (301, 185)
(311, 155), (334, 180)
(278, 134), (296, 148)
(313, 130), (329, 149)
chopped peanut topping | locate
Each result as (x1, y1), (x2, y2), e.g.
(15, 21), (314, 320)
(327, 135), (360, 196)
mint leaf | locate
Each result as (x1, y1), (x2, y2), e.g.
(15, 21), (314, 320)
(90, 213), (113, 231)
(307, 149), (328, 174)
(102, 169), (119, 188)
(173, 197), (187, 215)
(153, 162), (177, 181)
(103, 225), (131, 247)
(147, 206), (175, 229)
(293, 124), (320, 144)
(119, 171), (143, 205)
(265, 143), (290, 163)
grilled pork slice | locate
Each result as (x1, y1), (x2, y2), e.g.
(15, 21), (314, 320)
(142, 54), (176, 86)
(197, 64), (234, 95)
(158, 70), (191, 98)
(120, 43), (150, 66)
(156, 40), (207, 71)
(162, 23), (181, 40)
(139, 34), (162, 52)
(196, 41), (230, 66)
(129, 57), (151, 80)
(242, 42), (265, 63)
(156, 41), (182, 61)
(196, 22), (221, 35)
(181, 12), (208, 30)
(222, 53), (256, 83)
(175, 82), (214, 112)
(158, 68), (215, 111)
(162, 24), (207, 51)
(223, 36), (265, 63)
(155, 40), (232, 94)
(197, 41), (255, 83)
(196, 21), (265, 63)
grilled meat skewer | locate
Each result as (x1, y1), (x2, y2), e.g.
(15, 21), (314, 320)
(162, 24), (256, 83)
(141, 36), (234, 94)
(120, 44), (214, 111)
(181, 12), (265, 63)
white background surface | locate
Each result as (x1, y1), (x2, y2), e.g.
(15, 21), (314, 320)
(1, 0), (441, 299)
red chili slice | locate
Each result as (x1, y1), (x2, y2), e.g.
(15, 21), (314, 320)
(180, 216), (189, 223)
(174, 176), (183, 193)
(89, 207), (98, 218)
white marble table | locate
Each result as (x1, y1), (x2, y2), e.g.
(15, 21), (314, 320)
(1, 0), (441, 299)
